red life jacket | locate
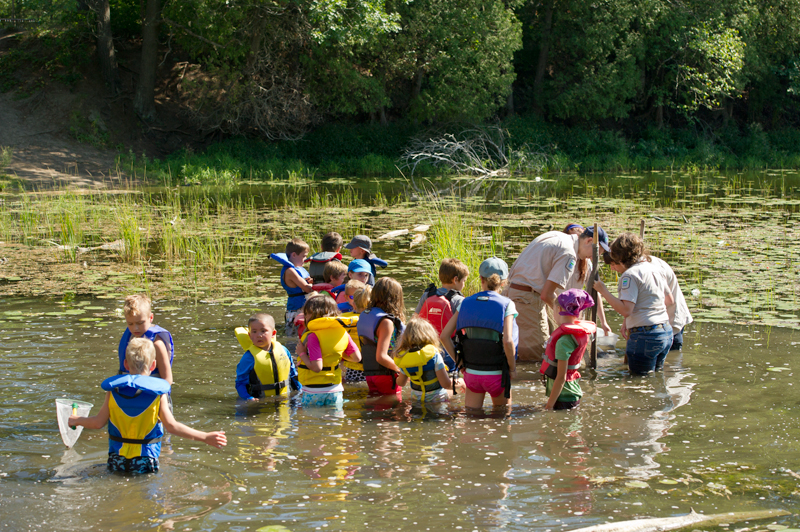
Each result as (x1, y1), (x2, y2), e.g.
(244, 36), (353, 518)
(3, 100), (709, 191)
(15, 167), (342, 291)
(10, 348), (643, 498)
(418, 284), (461, 336)
(540, 321), (596, 382)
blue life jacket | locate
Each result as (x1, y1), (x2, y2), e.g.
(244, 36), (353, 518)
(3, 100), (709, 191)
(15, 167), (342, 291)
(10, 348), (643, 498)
(271, 253), (310, 312)
(455, 291), (518, 398)
(357, 307), (404, 376)
(118, 325), (174, 378)
(338, 301), (354, 313)
(101, 374), (171, 459)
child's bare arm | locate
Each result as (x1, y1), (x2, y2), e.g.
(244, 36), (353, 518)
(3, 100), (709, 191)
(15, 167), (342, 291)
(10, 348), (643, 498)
(439, 312), (459, 361)
(375, 320), (400, 373)
(545, 359), (568, 410)
(69, 392), (111, 429)
(284, 268), (314, 292)
(158, 396), (227, 448)
(153, 337), (173, 384)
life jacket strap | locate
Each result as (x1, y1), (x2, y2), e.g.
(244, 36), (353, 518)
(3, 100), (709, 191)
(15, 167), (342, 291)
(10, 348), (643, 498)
(543, 356), (581, 370)
(254, 379), (289, 392)
(109, 434), (162, 445)
(298, 363), (337, 371)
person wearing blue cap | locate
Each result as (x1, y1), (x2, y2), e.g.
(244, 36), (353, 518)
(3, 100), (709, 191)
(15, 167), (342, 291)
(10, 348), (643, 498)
(507, 227), (611, 363)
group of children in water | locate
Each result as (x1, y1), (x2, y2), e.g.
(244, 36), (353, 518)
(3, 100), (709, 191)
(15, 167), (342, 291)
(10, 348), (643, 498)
(68, 226), (689, 475)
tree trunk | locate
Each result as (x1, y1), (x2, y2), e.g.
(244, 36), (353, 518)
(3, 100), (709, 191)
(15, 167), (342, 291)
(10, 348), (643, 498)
(506, 89), (514, 116)
(93, 0), (120, 96)
(533, 0), (555, 114)
(134, 0), (161, 121)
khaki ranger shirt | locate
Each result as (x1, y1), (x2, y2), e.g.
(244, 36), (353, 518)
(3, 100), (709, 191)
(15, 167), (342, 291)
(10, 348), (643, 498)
(509, 231), (586, 294)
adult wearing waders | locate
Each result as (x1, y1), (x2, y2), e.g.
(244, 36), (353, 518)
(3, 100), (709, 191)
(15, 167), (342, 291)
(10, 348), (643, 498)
(507, 227), (611, 362)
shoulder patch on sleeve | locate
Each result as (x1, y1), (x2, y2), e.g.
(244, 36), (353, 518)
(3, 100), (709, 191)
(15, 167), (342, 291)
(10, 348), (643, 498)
(621, 276), (631, 289)
(566, 257), (576, 272)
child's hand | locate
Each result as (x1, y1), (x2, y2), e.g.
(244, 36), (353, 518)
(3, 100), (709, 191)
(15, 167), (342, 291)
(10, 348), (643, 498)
(454, 379), (466, 395)
(601, 322), (612, 335)
(248, 397), (258, 402)
(205, 431), (227, 449)
(68, 415), (80, 428)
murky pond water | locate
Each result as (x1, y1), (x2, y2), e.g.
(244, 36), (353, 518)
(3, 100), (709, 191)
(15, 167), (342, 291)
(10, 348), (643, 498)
(1, 170), (800, 530)
(1, 294), (799, 531)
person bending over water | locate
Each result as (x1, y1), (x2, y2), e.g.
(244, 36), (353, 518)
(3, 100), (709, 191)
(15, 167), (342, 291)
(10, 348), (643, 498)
(594, 233), (674, 375)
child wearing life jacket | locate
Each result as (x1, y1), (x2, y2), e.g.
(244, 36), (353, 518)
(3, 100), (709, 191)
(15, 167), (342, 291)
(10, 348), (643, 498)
(235, 313), (301, 401)
(343, 235), (387, 286)
(336, 259), (371, 305)
(307, 232), (343, 284)
(341, 284), (371, 383)
(119, 294), (174, 385)
(337, 279), (365, 313)
(541, 289), (596, 410)
(270, 239), (314, 336)
(394, 317), (465, 403)
(296, 296), (361, 407)
(356, 277), (406, 396)
(69, 338), (226, 474)
(313, 260), (347, 298)
(415, 258), (468, 370)
(441, 258), (518, 409)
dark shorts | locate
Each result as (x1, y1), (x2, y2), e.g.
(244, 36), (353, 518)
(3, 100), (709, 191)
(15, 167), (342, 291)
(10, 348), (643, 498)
(554, 400), (580, 411)
(107, 452), (159, 474)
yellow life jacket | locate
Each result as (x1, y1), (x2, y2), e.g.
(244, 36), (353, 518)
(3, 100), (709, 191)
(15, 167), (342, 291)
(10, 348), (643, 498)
(339, 312), (363, 371)
(395, 344), (442, 401)
(235, 327), (292, 397)
(298, 316), (357, 387)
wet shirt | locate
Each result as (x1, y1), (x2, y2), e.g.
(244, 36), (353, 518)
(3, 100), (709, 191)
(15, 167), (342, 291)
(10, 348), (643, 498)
(617, 260), (670, 329)
(649, 256), (693, 332)
(508, 231), (581, 293)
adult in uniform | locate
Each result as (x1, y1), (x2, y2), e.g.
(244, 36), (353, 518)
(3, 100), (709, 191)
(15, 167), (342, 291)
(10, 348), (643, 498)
(507, 227), (611, 362)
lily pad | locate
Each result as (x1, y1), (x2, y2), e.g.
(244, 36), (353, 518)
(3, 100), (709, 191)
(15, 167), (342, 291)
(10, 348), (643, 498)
(625, 480), (649, 489)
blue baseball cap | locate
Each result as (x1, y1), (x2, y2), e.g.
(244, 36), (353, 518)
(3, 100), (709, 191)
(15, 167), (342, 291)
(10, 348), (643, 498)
(582, 226), (610, 252)
(479, 257), (509, 280)
(347, 259), (371, 273)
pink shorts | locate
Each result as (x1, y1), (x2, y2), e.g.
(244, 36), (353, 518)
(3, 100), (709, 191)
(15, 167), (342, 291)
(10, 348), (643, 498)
(366, 375), (401, 396)
(463, 372), (506, 398)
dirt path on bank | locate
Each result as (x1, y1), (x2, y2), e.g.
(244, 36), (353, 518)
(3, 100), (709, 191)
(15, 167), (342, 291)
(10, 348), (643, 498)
(0, 90), (125, 189)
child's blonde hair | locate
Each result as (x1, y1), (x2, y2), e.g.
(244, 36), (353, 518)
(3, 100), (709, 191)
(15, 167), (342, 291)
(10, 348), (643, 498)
(248, 313), (276, 329)
(126, 337), (156, 374)
(323, 260), (348, 283)
(345, 279), (365, 294)
(302, 294), (340, 323)
(370, 277), (406, 323)
(483, 274), (505, 292)
(352, 285), (372, 313)
(393, 316), (440, 356)
(123, 294), (151, 316)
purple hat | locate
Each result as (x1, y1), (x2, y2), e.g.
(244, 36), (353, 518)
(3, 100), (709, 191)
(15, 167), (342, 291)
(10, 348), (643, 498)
(556, 289), (595, 316)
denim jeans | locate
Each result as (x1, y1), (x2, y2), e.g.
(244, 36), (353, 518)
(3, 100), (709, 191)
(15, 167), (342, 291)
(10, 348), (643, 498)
(670, 327), (685, 351)
(626, 324), (673, 375)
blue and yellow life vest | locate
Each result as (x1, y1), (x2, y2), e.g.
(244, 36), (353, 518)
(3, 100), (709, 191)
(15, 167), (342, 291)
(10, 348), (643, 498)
(271, 253), (310, 312)
(455, 291), (518, 398)
(357, 307), (404, 376)
(235, 327), (293, 397)
(118, 325), (174, 379)
(299, 316), (358, 387)
(101, 374), (170, 459)
(395, 344), (442, 401)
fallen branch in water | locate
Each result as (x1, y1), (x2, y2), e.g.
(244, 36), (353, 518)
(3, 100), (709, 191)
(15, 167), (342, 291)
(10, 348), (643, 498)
(567, 508), (789, 532)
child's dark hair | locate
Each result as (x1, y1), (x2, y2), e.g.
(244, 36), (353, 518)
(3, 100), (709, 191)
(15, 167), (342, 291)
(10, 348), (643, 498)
(248, 313), (276, 328)
(286, 238), (310, 257)
(302, 295), (340, 323)
(322, 232), (343, 252)
(370, 277), (406, 323)
(438, 258), (469, 284)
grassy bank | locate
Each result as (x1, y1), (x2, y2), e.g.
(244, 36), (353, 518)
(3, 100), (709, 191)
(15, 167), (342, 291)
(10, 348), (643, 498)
(135, 118), (800, 185)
